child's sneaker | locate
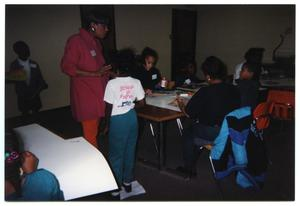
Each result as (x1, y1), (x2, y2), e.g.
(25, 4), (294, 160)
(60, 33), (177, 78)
(122, 182), (132, 193)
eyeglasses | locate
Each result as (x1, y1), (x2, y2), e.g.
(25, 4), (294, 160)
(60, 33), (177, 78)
(5, 151), (20, 163)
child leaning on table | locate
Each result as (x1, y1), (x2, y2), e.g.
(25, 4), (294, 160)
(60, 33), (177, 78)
(103, 48), (145, 197)
(5, 132), (64, 201)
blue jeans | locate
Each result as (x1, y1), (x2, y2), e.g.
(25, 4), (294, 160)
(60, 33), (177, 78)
(182, 122), (220, 172)
(108, 109), (138, 185)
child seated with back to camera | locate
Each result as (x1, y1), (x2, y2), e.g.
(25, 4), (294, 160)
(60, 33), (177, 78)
(103, 48), (145, 197)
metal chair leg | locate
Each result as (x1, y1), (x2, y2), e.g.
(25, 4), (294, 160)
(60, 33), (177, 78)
(176, 118), (183, 136)
(149, 123), (159, 154)
(208, 155), (224, 199)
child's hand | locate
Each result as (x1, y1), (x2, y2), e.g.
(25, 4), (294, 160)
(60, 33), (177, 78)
(21, 151), (39, 174)
(108, 70), (117, 78)
(145, 89), (153, 96)
(176, 96), (185, 109)
(176, 95), (183, 103)
(176, 96), (189, 117)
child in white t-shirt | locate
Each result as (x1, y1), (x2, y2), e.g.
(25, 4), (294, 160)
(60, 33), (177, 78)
(104, 49), (145, 196)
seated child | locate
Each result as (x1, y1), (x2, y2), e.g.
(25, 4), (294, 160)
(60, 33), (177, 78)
(133, 47), (161, 95)
(237, 62), (260, 110)
(104, 48), (145, 196)
(5, 132), (64, 201)
(175, 59), (201, 87)
(176, 56), (240, 179)
(233, 47), (265, 85)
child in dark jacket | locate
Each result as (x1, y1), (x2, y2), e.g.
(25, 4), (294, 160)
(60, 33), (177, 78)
(237, 62), (260, 110)
(133, 47), (161, 95)
(7, 41), (48, 116)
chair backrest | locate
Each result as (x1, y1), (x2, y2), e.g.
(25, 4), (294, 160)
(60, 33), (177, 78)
(252, 102), (273, 130)
(267, 90), (295, 106)
(267, 90), (295, 120)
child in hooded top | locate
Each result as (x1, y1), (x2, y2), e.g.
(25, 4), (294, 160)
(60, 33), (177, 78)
(104, 48), (145, 196)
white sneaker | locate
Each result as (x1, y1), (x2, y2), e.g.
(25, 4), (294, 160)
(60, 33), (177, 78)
(111, 190), (120, 197)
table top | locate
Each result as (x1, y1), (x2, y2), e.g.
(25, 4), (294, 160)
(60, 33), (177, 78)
(136, 104), (184, 122)
(145, 92), (180, 112)
(260, 77), (295, 89)
(136, 91), (187, 122)
(137, 78), (295, 122)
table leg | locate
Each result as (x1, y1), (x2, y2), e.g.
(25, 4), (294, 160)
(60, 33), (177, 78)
(150, 123), (159, 153)
(176, 118), (183, 136)
(158, 122), (166, 170)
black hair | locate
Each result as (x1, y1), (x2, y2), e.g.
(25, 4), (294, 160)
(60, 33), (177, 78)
(244, 48), (265, 63)
(141, 47), (158, 65)
(13, 41), (30, 56)
(113, 48), (136, 75)
(184, 60), (197, 72)
(201, 56), (227, 80)
(83, 11), (110, 30)
(242, 62), (261, 79)
(5, 132), (22, 197)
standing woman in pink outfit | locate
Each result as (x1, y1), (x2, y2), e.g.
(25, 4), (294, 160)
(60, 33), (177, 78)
(61, 12), (112, 148)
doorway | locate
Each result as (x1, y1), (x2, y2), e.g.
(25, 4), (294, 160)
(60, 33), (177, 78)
(171, 9), (197, 80)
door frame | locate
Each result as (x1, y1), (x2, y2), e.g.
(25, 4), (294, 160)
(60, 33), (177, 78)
(171, 9), (197, 80)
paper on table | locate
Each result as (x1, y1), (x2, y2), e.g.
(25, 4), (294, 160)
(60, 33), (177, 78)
(13, 124), (118, 200)
(146, 95), (180, 112)
(149, 92), (169, 97)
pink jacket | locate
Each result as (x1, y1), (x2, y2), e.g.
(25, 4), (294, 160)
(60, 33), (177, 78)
(61, 28), (108, 121)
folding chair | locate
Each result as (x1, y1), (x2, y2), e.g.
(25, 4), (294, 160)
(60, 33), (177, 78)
(251, 101), (273, 140)
(266, 90), (295, 131)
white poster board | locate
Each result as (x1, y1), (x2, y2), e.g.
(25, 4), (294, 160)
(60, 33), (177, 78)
(146, 91), (191, 112)
(13, 124), (118, 200)
(146, 94), (181, 112)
